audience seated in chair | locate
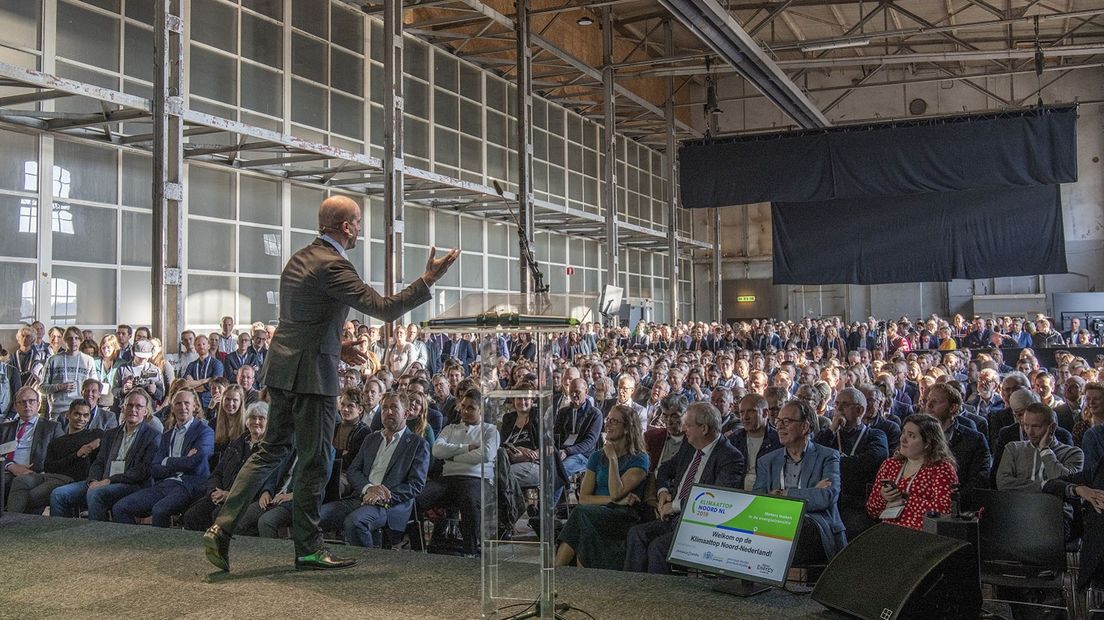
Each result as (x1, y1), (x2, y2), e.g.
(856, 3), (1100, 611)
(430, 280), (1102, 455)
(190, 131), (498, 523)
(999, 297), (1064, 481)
(112, 388), (214, 527)
(6, 400), (101, 514)
(320, 392), (429, 548)
(236, 450), (297, 538)
(500, 382), (540, 488)
(728, 393), (782, 491)
(555, 404), (651, 570)
(552, 378), (603, 505)
(50, 389), (160, 521)
(866, 413), (958, 531)
(624, 402), (745, 574)
(996, 402), (1083, 493)
(2, 386), (64, 504)
(417, 388), (498, 556)
(182, 401), (268, 531)
(924, 382), (991, 501)
(644, 394), (690, 474)
(754, 400), (847, 563)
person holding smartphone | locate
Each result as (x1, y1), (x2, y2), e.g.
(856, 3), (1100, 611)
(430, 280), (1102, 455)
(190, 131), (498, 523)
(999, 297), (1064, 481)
(866, 413), (958, 531)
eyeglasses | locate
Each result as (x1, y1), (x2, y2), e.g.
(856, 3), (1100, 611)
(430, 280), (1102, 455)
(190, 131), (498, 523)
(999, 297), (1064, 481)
(16, 398), (39, 405)
(775, 417), (805, 427)
(605, 418), (625, 426)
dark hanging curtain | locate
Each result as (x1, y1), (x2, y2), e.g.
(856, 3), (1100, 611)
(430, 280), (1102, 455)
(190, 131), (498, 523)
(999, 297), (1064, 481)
(771, 185), (1068, 285)
(677, 107), (1077, 285)
(679, 106), (1077, 209)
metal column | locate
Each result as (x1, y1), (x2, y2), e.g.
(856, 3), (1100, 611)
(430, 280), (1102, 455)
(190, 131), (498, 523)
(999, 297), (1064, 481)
(713, 208), (722, 322)
(153, 0), (184, 350)
(383, 0), (405, 333)
(601, 7), (619, 324)
(664, 20), (680, 324)
(516, 0), (535, 308)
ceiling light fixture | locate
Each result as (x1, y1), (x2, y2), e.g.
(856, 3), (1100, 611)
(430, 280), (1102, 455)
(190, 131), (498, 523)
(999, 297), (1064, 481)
(799, 38), (871, 53)
(577, 15), (594, 26)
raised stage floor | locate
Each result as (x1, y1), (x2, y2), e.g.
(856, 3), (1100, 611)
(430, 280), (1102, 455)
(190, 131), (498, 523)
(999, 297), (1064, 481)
(0, 514), (837, 619)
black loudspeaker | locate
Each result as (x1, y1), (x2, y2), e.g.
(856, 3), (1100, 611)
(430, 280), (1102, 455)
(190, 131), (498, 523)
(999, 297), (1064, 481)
(812, 523), (981, 620)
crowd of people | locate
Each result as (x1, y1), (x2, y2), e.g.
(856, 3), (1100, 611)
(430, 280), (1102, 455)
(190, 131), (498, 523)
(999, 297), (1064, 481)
(4, 312), (1104, 595)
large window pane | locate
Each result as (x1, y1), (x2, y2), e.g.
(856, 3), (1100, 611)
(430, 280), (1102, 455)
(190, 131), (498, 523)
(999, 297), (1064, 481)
(240, 176), (281, 225)
(331, 5), (363, 53)
(121, 210), (151, 267)
(243, 0), (282, 20)
(460, 252), (482, 288)
(290, 185), (324, 230)
(191, 0), (237, 53)
(435, 212), (458, 248)
(118, 269), (152, 325)
(487, 257), (508, 291)
(241, 63), (283, 117)
(123, 24), (154, 82)
(292, 33), (328, 84)
(460, 217), (482, 252)
(0, 130), (36, 192)
(239, 276), (280, 324)
(51, 265), (116, 325)
(331, 48), (363, 96)
(187, 274), (235, 326)
(53, 203), (115, 264)
(330, 92), (363, 138)
(242, 13), (282, 68)
(0, 261), (36, 322)
(406, 206), (429, 245)
(190, 45), (237, 105)
(54, 140), (118, 204)
(238, 225), (282, 275)
(293, 0), (327, 37)
(291, 78), (327, 129)
(188, 165), (235, 219)
(57, 1), (119, 71)
(122, 153), (152, 211)
(404, 246), (428, 288)
(188, 219), (235, 271)
(0, 0), (40, 49)
(0, 195), (37, 258)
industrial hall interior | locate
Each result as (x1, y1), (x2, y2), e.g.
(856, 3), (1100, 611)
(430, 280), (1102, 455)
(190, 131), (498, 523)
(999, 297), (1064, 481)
(1, 0), (1104, 619)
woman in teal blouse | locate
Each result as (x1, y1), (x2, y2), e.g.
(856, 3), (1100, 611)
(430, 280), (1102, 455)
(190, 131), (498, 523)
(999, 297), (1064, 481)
(555, 404), (650, 569)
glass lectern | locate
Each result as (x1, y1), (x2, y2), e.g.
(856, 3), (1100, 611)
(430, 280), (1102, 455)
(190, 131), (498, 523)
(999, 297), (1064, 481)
(423, 293), (596, 619)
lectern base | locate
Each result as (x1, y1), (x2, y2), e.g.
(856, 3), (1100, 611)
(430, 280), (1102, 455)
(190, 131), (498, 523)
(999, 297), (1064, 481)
(712, 578), (771, 598)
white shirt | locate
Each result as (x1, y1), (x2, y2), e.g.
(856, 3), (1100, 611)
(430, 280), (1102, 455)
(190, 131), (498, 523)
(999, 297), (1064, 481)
(163, 417), (196, 482)
(364, 428), (406, 494)
(664, 434), (722, 514)
(744, 435), (765, 491)
(109, 424), (142, 477)
(433, 422), (499, 478)
(6, 415), (38, 469)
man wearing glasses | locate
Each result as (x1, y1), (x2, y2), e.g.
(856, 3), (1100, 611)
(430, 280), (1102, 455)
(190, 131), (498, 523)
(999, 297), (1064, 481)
(2, 387), (64, 506)
(49, 389), (159, 521)
(754, 400), (847, 563)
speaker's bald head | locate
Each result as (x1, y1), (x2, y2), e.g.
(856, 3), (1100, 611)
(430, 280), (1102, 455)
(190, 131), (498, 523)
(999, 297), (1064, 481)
(318, 196), (360, 234)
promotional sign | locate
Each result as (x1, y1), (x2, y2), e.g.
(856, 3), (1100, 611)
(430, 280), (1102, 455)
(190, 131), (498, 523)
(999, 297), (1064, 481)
(668, 484), (806, 587)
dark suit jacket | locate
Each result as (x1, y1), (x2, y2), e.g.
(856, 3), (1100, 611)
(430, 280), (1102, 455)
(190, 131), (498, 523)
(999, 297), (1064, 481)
(657, 436), (745, 501)
(441, 339), (476, 371)
(0, 416), (64, 473)
(643, 427), (672, 473)
(946, 419), (992, 496)
(1044, 459), (1104, 588)
(553, 401), (603, 459)
(729, 426), (783, 469)
(209, 433), (257, 493)
(815, 425), (889, 500)
(88, 423), (161, 486)
(261, 238), (431, 397)
(151, 420), (215, 494)
(870, 416), (901, 452)
(347, 430), (430, 531)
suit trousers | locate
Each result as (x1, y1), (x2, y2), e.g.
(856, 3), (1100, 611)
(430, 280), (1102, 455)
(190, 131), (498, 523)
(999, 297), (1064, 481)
(216, 386), (336, 557)
(7, 472), (72, 514)
(113, 479), (196, 527)
(320, 497), (392, 548)
(623, 518), (676, 574)
(182, 493), (222, 531)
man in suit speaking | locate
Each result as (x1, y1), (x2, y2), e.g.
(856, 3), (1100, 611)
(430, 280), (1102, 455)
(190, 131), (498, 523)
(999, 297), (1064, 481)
(204, 196), (457, 571)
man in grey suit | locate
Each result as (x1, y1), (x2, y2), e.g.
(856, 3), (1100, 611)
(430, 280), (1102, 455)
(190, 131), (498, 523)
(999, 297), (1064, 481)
(319, 392), (429, 547)
(205, 196), (457, 571)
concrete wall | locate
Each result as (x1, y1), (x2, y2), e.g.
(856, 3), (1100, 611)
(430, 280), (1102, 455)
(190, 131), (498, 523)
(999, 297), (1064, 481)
(690, 67), (1104, 322)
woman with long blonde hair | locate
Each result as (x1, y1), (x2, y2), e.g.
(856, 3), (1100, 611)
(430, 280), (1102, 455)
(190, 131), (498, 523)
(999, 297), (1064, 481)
(212, 384), (247, 462)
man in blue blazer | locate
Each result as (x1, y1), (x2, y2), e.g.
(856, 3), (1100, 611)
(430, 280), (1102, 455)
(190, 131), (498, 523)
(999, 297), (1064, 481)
(624, 402), (745, 574)
(49, 389), (160, 521)
(754, 400), (847, 561)
(114, 389), (214, 527)
(319, 393), (429, 547)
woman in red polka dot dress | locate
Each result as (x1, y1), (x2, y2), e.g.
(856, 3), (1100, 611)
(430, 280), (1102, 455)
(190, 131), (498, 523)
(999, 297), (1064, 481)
(866, 413), (959, 531)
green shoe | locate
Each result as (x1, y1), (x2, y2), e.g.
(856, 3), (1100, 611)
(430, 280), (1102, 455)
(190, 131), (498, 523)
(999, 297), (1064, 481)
(294, 548), (357, 570)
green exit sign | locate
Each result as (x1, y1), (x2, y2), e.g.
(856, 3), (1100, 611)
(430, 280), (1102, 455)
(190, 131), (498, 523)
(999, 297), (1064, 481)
(737, 295), (756, 303)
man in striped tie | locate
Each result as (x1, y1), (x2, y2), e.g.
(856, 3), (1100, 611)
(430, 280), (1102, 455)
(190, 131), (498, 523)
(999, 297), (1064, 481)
(622, 402), (745, 574)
